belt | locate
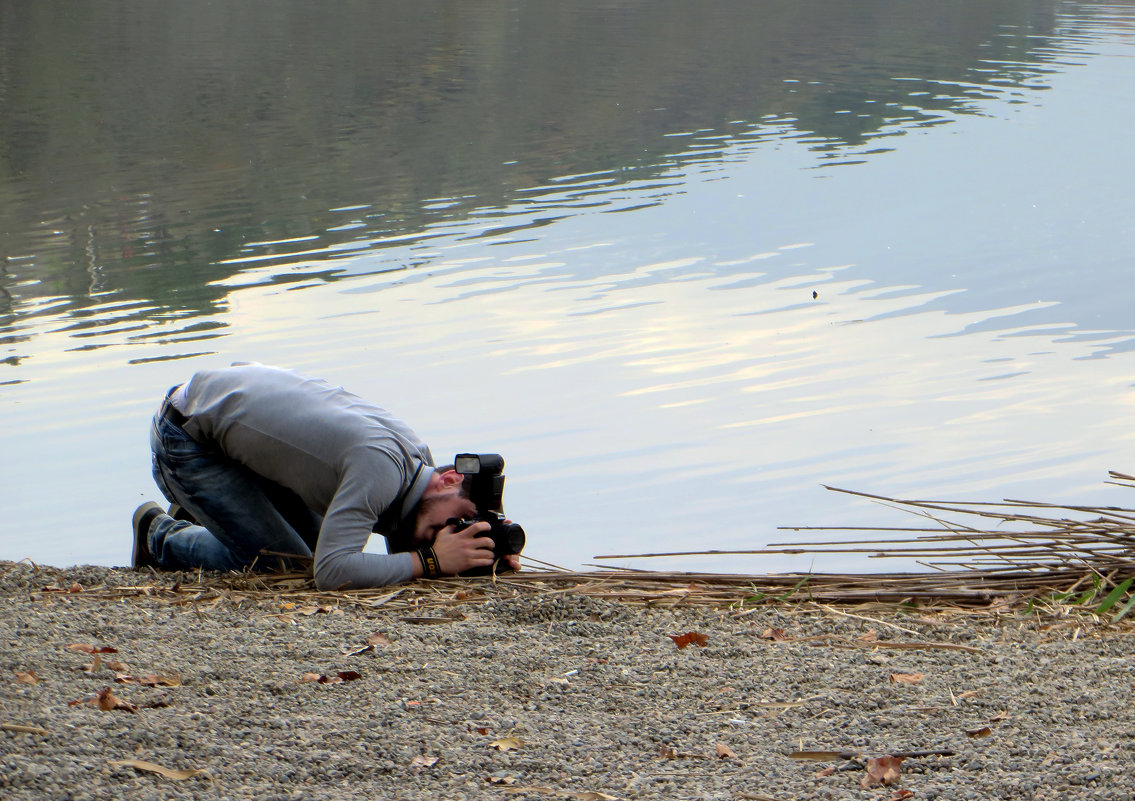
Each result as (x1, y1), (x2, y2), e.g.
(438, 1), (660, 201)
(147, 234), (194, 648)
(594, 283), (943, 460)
(159, 392), (190, 428)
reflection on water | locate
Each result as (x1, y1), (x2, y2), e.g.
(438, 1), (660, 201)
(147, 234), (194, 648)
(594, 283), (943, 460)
(2, 1), (1135, 571)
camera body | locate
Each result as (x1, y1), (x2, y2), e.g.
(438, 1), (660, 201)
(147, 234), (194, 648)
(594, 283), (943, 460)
(448, 453), (525, 573)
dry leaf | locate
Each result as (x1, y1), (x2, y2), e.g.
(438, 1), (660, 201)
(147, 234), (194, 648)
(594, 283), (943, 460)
(715, 742), (737, 759)
(889, 791), (915, 800)
(368, 632), (393, 647)
(66, 644), (118, 654)
(889, 672), (924, 685)
(490, 737), (524, 751)
(858, 629), (879, 642)
(989, 711), (1010, 722)
(860, 755), (904, 788)
(487, 776), (517, 785)
(80, 655), (103, 674)
(14, 670), (39, 685)
(668, 632), (708, 649)
(410, 754), (439, 767)
(814, 766), (837, 777)
(301, 670), (362, 684)
(759, 627), (788, 641)
(104, 660), (129, 672)
(68, 687), (138, 713)
(965, 726), (993, 739)
(108, 759), (210, 781)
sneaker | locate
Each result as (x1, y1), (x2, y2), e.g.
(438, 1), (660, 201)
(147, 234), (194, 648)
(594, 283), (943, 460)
(131, 502), (164, 569)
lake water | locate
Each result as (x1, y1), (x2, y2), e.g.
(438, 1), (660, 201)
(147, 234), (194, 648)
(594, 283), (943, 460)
(3, 0), (1135, 575)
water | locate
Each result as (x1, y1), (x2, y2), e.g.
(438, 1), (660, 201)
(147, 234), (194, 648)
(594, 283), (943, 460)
(3, 0), (1135, 574)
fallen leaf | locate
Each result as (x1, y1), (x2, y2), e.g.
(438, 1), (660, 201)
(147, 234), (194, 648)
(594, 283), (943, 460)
(487, 775), (516, 785)
(410, 754), (439, 767)
(989, 711), (1010, 722)
(490, 737), (525, 751)
(66, 644), (118, 654)
(965, 726), (993, 739)
(14, 670), (39, 685)
(759, 627), (788, 641)
(69, 583), (83, 593)
(68, 687), (138, 713)
(108, 759), (210, 780)
(955, 689), (982, 700)
(668, 632), (708, 649)
(368, 632), (393, 647)
(104, 660), (130, 672)
(301, 670), (362, 684)
(296, 605), (342, 616)
(814, 766), (836, 777)
(80, 654), (103, 674)
(889, 672), (924, 685)
(858, 629), (879, 642)
(472, 726), (490, 735)
(715, 742), (737, 759)
(860, 755), (904, 788)
(889, 790), (915, 800)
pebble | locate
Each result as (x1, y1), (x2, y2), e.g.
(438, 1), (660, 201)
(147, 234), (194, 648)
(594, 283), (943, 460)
(2, 562), (1134, 800)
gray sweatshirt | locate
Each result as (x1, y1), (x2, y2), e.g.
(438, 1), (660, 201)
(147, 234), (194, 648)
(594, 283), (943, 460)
(176, 363), (434, 590)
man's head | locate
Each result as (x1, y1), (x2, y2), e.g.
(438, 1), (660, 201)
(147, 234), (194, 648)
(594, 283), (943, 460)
(410, 469), (476, 548)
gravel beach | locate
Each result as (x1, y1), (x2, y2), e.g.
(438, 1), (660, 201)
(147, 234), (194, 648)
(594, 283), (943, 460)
(1, 561), (1133, 801)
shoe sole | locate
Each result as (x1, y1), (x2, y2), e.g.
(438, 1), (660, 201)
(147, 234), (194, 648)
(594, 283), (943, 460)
(132, 502), (164, 569)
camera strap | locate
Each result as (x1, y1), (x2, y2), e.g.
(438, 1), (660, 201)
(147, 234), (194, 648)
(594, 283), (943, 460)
(373, 460), (425, 547)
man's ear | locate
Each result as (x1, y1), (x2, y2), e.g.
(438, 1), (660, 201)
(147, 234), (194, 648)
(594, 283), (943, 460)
(427, 469), (463, 494)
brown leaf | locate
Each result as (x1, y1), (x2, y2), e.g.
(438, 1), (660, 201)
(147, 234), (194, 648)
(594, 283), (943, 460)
(409, 754), (439, 767)
(759, 627), (788, 641)
(814, 766), (837, 778)
(989, 711), (1010, 722)
(668, 631), (708, 649)
(860, 755), (904, 788)
(80, 654), (103, 674)
(14, 670), (39, 685)
(487, 776), (517, 785)
(108, 759), (210, 781)
(858, 629), (879, 642)
(367, 632), (393, 647)
(965, 726), (993, 739)
(490, 737), (524, 751)
(104, 660), (130, 672)
(889, 791), (915, 800)
(68, 582), (83, 593)
(66, 644), (118, 654)
(80, 687), (137, 713)
(301, 670), (362, 685)
(889, 672), (924, 685)
(715, 742), (737, 759)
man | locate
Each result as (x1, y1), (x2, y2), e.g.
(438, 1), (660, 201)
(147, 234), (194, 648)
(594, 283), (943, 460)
(132, 362), (520, 589)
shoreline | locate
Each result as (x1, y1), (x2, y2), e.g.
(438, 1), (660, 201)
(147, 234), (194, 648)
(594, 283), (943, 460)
(2, 562), (1132, 800)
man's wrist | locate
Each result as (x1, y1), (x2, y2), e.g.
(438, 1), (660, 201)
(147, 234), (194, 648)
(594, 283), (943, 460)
(416, 546), (442, 579)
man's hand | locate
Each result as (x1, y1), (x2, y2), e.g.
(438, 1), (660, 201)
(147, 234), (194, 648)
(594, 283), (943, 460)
(430, 520), (496, 575)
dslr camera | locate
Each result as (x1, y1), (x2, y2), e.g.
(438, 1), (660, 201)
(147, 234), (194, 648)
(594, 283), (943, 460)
(448, 453), (525, 573)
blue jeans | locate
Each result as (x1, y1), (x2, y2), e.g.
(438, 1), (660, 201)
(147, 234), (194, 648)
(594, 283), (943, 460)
(148, 408), (320, 572)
